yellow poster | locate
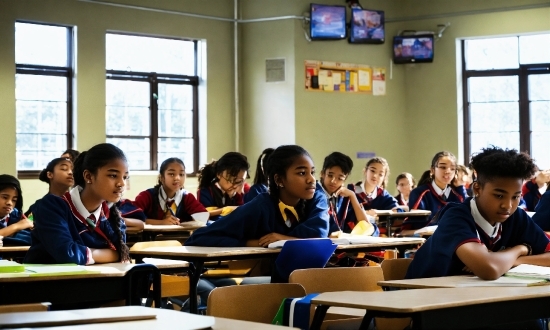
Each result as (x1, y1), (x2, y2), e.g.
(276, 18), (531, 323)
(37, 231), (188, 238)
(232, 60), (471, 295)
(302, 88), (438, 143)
(305, 60), (379, 95)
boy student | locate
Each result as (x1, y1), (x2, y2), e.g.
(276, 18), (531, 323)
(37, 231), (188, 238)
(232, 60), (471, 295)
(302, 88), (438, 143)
(406, 147), (550, 281)
(319, 152), (377, 236)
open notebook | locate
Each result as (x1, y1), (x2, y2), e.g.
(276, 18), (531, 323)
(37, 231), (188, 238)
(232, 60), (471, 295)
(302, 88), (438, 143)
(505, 264), (550, 280)
(268, 235), (423, 248)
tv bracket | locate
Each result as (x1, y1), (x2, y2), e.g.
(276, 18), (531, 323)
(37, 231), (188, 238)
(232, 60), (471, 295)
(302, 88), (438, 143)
(398, 22), (451, 42)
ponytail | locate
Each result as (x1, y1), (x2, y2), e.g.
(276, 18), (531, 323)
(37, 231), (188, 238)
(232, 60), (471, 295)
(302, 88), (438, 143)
(73, 151), (87, 187)
(417, 170), (432, 186)
(197, 161), (217, 189)
(108, 204), (130, 262)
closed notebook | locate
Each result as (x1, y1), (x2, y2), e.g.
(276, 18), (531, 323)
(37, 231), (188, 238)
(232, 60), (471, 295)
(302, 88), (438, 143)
(505, 264), (550, 280)
(330, 234), (424, 245)
(0, 260), (24, 273)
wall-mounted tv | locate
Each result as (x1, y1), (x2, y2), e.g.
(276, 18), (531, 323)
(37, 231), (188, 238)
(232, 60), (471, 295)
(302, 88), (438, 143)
(349, 8), (385, 44)
(393, 34), (434, 64)
(310, 3), (347, 40)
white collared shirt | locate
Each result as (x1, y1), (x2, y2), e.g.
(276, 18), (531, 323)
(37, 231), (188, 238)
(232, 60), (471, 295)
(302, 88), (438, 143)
(158, 186), (184, 212)
(432, 181), (451, 199)
(70, 186), (102, 221)
(470, 198), (501, 240)
(400, 194), (408, 205)
(357, 183), (378, 200)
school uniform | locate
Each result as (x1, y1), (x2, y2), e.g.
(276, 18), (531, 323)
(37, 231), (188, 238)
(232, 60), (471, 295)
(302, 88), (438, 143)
(533, 189), (550, 231)
(116, 199), (147, 221)
(353, 182), (399, 211)
(323, 183), (380, 235)
(0, 209), (23, 229)
(244, 183), (268, 203)
(522, 179), (544, 212)
(197, 183), (244, 220)
(0, 209), (31, 246)
(394, 194), (407, 207)
(402, 181), (466, 230)
(406, 198), (550, 279)
(24, 188), (126, 265)
(185, 184), (330, 247)
(133, 186), (206, 221)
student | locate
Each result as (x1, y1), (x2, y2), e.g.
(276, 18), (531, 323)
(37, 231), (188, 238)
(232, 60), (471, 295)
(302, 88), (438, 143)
(185, 145), (329, 247)
(394, 172), (416, 211)
(0, 175), (33, 245)
(134, 157), (206, 225)
(522, 170), (550, 212)
(25, 143), (130, 265)
(532, 187), (550, 230)
(402, 151), (467, 232)
(61, 148), (80, 163)
(25, 157), (75, 220)
(454, 164), (471, 197)
(197, 152), (249, 219)
(244, 148), (274, 203)
(319, 152), (377, 236)
(406, 147), (550, 282)
(353, 157), (399, 216)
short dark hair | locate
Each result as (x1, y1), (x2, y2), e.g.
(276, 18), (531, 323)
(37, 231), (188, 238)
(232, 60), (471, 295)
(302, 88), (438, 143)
(198, 152), (249, 189)
(470, 146), (536, 185)
(0, 174), (22, 211)
(322, 152), (353, 175)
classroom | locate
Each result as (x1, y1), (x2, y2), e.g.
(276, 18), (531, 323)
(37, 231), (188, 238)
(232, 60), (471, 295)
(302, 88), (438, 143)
(1, 0), (550, 328)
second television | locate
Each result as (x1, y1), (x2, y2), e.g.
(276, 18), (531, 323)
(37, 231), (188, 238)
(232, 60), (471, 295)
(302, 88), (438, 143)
(349, 8), (385, 44)
(310, 3), (347, 40)
(393, 34), (434, 64)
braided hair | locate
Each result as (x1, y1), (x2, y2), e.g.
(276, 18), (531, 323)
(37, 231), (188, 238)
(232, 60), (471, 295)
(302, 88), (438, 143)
(73, 143), (130, 262)
(265, 145), (311, 220)
(152, 158), (185, 217)
(253, 148), (275, 185)
(197, 152), (249, 189)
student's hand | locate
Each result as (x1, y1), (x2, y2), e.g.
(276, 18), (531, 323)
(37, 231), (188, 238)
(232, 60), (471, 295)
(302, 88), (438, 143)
(16, 219), (34, 230)
(335, 186), (355, 198)
(258, 233), (294, 247)
(366, 209), (377, 217)
(161, 214), (180, 225)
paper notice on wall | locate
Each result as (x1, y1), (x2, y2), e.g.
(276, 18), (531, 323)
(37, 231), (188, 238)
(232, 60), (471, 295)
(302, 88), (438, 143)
(332, 72), (342, 85)
(372, 67), (386, 96)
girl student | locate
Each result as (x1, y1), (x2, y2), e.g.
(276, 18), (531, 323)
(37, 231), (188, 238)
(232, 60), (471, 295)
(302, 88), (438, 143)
(353, 157), (400, 216)
(61, 148), (80, 163)
(244, 148), (275, 203)
(319, 152), (377, 236)
(401, 151), (467, 234)
(394, 172), (416, 211)
(522, 169), (550, 212)
(133, 157), (207, 225)
(25, 157), (75, 220)
(185, 145), (329, 247)
(0, 175), (33, 244)
(197, 151), (250, 220)
(25, 143), (130, 265)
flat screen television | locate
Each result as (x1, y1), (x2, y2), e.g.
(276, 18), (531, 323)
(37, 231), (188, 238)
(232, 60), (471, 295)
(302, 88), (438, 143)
(310, 3), (347, 40)
(393, 34), (434, 64)
(349, 8), (385, 44)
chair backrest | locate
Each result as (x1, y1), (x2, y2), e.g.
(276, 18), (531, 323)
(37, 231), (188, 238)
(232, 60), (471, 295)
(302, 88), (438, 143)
(289, 267), (384, 293)
(0, 303), (50, 313)
(380, 258), (412, 281)
(207, 283), (306, 323)
(129, 240), (182, 251)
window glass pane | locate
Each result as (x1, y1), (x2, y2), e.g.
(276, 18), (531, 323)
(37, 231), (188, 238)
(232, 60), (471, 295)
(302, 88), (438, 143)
(468, 76), (518, 102)
(470, 103), (519, 133)
(158, 84), (193, 138)
(530, 100), (550, 169)
(16, 134), (66, 170)
(107, 138), (150, 171)
(15, 22), (68, 67)
(519, 34), (550, 65)
(106, 34), (195, 75)
(529, 74), (550, 102)
(470, 132), (520, 155)
(16, 101), (67, 133)
(16, 74), (67, 101)
(158, 138), (194, 173)
(106, 80), (150, 136)
(465, 37), (518, 70)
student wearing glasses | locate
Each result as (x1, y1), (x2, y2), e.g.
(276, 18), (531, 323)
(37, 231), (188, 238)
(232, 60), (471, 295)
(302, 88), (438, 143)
(197, 152), (250, 220)
(401, 151), (467, 234)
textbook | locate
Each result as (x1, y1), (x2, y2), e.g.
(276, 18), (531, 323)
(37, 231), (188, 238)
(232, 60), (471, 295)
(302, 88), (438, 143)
(414, 225), (438, 235)
(455, 275), (550, 287)
(331, 234), (424, 245)
(0, 260), (25, 273)
(23, 264), (102, 277)
(504, 264), (550, 280)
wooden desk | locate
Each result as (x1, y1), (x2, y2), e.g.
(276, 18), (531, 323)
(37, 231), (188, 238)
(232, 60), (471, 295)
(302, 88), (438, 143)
(142, 223), (203, 241)
(375, 210), (431, 237)
(0, 305), (298, 330)
(0, 263), (160, 308)
(130, 246), (280, 314)
(310, 287), (550, 330)
(334, 237), (425, 257)
(0, 246), (29, 259)
(379, 275), (550, 290)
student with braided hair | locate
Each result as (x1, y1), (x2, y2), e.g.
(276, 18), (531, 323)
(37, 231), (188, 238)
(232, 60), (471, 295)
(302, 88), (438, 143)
(25, 143), (130, 265)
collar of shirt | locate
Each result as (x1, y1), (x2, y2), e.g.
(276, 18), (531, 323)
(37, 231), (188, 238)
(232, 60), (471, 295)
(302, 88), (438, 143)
(158, 185), (184, 211)
(400, 194), (408, 205)
(470, 198), (501, 239)
(278, 200), (299, 223)
(0, 214), (8, 223)
(320, 181), (338, 199)
(431, 181), (451, 199)
(70, 186), (102, 221)
(539, 185), (547, 195)
(356, 183), (378, 200)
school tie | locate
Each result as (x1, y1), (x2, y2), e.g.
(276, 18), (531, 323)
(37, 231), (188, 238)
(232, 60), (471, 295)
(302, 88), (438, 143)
(165, 200), (177, 216)
(441, 193), (447, 202)
(85, 214), (97, 229)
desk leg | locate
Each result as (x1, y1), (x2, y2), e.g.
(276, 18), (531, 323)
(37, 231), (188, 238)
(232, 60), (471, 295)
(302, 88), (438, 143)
(386, 217), (392, 237)
(359, 310), (375, 330)
(187, 261), (204, 314)
(310, 305), (329, 330)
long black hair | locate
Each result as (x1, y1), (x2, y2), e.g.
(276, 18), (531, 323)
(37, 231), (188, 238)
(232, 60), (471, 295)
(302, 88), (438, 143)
(253, 148), (274, 185)
(0, 174), (23, 212)
(265, 145), (311, 220)
(39, 158), (71, 184)
(152, 157), (185, 216)
(73, 143), (130, 262)
(197, 152), (249, 189)
(417, 151), (458, 187)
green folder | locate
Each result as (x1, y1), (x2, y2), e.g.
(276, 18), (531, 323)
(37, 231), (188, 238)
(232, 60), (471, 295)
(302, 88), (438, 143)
(0, 260), (25, 273)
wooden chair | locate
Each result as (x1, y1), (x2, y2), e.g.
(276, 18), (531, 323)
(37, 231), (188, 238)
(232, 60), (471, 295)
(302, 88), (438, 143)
(0, 303), (50, 313)
(130, 240), (189, 308)
(207, 283), (306, 323)
(380, 258), (412, 281)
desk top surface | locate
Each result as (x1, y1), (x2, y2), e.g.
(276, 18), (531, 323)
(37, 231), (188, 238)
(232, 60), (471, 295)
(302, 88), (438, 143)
(130, 245), (281, 258)
(375, 210), (431, 217)
(312, 286), (550, 313)
(379, 275), (550, 289)
(144, 222), (205, 232)
(3, 306), (298, 330)
(0, 246), (30, 252)
(0, 262), (134, 282)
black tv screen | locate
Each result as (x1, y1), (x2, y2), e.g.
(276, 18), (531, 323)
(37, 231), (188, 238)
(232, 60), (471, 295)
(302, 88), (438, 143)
(349, 8), (385, 44)
(310, 3), (347, 40)
(393, 34), (434, 64)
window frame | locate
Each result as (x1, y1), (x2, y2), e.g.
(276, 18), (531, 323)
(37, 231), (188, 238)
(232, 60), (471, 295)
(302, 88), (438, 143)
(15, 22), (74, 179)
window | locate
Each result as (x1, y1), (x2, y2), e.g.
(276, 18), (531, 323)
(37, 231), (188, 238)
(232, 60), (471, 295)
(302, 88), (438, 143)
(105, 33), (198, 173)
(462, 34), (550, 168)
(15, 22), (73, 176)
